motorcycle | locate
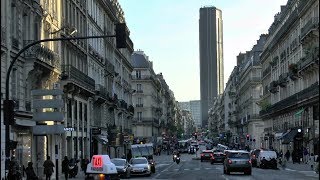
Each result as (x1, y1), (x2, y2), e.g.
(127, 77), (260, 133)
(173, 154), (177, 162)
(69, 159), (79, 178)
(176, 157), (180, 164)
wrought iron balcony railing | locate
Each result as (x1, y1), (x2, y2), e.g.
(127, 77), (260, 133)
(95, 84), (109, 100)
(260, 82), (319, 116)
(131, 75), (154, 80)
(298, 48), (319, 72)
(24, 40), (60, 71)
(301, 17), (319, 41)
(61, 65), (95, 91)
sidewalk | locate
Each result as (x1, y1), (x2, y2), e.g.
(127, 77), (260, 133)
(285, 161), (314, 171)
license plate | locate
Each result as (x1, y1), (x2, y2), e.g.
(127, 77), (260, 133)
(91, 167), (103, 171)
(236, 161), (246, 164)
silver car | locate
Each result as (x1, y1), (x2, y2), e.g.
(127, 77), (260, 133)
(110, 158), (131, 178)
(223, 150), (252, 175)
(129, 157), (151, 176)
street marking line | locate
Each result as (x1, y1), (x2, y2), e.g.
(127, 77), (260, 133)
(153, 162), (176, 179)
(285, 168), (297, 171)
(221, 175), (230, 180)
(184, 168), (190, 170)
(205, 167), (211, 170)
(194, 168), (201, 170)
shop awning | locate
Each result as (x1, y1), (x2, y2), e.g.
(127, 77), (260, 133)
(94, 136), (108, 145)
(294, 108), (304, 118)
(281, 129), (299, 144)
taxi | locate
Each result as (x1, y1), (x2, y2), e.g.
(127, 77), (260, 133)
(86, 155), (119, 180)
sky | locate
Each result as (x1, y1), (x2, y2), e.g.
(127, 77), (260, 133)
(118, 0), (288, 102)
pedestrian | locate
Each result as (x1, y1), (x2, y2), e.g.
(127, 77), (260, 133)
(43, 156), (55, 180)
(279, 150), (283, 159)
(25, 162), (38, 180)
(62, 156), (69, 180)
(285, 150), (290, 162)
(309, 153), (315, 170)
(303, 147), (309, 164)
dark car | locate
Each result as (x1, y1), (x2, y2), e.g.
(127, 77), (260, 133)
(211, 152), (225, 164)
(223, 150), (252, 175)
(110, 158), (131, 178)
(250, 149), (262, 167)
(201, 150), (213, 162)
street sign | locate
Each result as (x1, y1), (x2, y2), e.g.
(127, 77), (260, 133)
(33, 112), (64, 121)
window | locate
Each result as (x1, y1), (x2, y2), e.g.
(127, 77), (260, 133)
(137, 112), (142, 121)
(138, 97), (143, 105)
(137, 84), (142, 92)
(74, 100), (78, 120)
(136, 70), (141, 79)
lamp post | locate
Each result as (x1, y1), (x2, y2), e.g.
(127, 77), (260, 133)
(4, 23), (128, 178)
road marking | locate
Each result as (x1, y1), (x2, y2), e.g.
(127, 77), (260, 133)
(194, 168), (201, 170)
(221, 175), (230, 180)
(184, 168), (190, 170)
(205, 167), (211, 170)
(285, 168), (296, 171)
(153, 162), (175, 179)
(155, 163), (170, 168)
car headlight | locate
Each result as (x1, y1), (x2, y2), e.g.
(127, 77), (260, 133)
(123, 168), (126, 172)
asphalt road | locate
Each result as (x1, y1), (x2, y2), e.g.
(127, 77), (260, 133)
(127, 145), (319, 180)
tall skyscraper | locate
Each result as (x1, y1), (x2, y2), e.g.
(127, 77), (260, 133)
(199, 6), (224, 128)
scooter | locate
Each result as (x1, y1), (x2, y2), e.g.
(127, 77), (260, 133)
(173, 154), (177, 162)
(69, 160), (79, 178)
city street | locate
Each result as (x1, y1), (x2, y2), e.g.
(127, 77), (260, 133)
(71, 145), (319, 180)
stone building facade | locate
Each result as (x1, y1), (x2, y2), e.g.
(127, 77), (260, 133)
(1, 0), (135, 179)
(260, 0), (319, 156)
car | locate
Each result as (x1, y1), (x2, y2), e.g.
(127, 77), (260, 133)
(223, 150), (252, 175)
(110, 158), (131, 179)
(188, 145), (196, 154)
(256, 150), (277, 169)
(250, 149), (263, 167)
(201, 150), (213, 162)
(86, 155), (119, 180)
(211, 152), (225, 164)
(129, 157), (151, 176)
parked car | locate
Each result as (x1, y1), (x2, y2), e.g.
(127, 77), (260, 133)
(223, 150), (252, 175)
(110, 158), (131, 178)
(211, 152), (225, 164)
(201, 150), (213, 162)
(256, 150), (277, 169)
(129, 157), (151, 176)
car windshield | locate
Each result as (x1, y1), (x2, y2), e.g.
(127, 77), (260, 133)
(228, 152), (250, 159)
(131, 158), (148, 164)
(111, 159), (125, 166)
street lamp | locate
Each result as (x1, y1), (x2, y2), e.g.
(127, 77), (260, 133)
(3, 23), (128, 178)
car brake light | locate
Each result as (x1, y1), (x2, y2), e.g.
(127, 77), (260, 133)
(253, 155), (255, 158)
(201, 154), (204, 156)
(228, 159), (232, 164)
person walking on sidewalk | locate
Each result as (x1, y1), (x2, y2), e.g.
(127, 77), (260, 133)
(285, 150), (290, 162)
(303, 147), (309, 164)
(62, 156), (70, 180)
(43, 156), (55, 180)
(25, 162), (38, 180)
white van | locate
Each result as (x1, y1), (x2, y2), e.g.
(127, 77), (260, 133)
(256, 150), (277, 169)
(86, 155), (119, 180)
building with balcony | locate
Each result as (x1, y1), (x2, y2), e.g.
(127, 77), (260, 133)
(1, 0), (135, 179)
(234, 35), (266, 149)
(181, 110), (195, 138)
(131, 50), (163, 143)
(259, 0), (319, 157)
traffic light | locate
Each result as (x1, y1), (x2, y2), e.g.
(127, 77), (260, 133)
(115, 23), (127, 48)
(4, 100), (15, 125)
